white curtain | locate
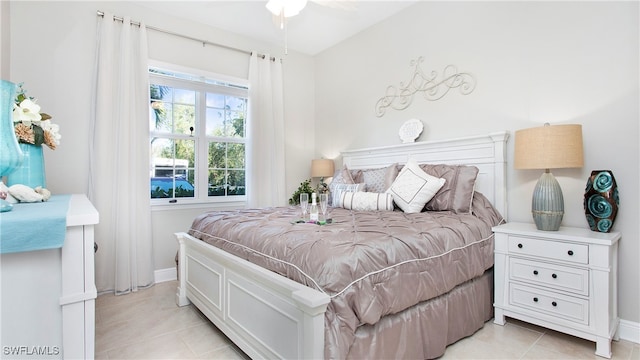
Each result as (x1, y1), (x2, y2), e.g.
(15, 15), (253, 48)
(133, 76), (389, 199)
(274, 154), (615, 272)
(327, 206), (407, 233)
(89, 12), (154, 294)
(246, 53), (286, 207)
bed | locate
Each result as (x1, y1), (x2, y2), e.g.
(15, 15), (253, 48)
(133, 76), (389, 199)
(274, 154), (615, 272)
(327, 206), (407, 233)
(175, 131), (509, 359)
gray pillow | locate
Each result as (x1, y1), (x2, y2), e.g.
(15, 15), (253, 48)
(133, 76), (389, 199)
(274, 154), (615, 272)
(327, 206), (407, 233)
(421, 164), (479, 214)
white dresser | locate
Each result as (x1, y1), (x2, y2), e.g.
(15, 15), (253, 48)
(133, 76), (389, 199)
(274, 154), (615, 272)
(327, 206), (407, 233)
(493, 222), (620, 358)
(1, 194), (99, 359)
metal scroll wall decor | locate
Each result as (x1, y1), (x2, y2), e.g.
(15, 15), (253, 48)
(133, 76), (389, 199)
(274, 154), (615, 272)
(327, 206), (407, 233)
(375, 57), (476, 117)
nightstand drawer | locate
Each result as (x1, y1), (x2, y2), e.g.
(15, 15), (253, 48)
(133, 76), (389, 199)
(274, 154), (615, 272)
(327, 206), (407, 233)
(510, 258), (589, 296)
(508, 236), (588, 264)
(509, 283), (589, 325)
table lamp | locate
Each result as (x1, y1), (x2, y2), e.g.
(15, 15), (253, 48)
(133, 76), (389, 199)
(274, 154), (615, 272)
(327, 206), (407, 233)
(311, 158), (334, 193)
(514, 123), (584, 231)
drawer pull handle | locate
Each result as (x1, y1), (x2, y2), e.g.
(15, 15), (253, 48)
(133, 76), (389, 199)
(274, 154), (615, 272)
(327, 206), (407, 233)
(533, 270), (539, 275)
(568, 250), (574, 256)
(533, 297), (538, 302)
(518, 243), (523, 249)
(552, 301), (558, 307)
(552, 273), (557, 279)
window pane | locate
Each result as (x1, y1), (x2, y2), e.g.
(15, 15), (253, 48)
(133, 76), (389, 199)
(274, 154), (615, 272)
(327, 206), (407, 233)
(151, 138), (173, 165)
(227, 96), (246, 113)
(206, 93), (225, 108)
(208, 169), (226, 196)
(227, 143), (245, 169)
(150, 83), (173, 133)
(227, 170), (245, 196)
(150, 137), (195, 199)
(174, 88), (195, 105)
(208, 142), (226, 168)
(226, 111), (245, 138)
(206, 107), (225, 136)
(174, 139), (195, 167)
(173, 104), (195, 135)
(150, 177), (195, 199)
(150, 84), (172, 102)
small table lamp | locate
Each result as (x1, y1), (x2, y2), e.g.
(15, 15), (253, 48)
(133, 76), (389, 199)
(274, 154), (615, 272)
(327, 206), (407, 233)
(514, 123), (584, 231)
(311, 159), (335, 193)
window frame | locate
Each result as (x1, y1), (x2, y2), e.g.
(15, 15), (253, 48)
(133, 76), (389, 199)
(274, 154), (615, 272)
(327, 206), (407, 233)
(148, 61), (249, 208)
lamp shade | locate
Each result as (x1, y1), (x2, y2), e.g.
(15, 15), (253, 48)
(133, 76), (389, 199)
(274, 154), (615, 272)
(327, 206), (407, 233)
(311, 159), (335, 178)
(514, 124), (584, 170)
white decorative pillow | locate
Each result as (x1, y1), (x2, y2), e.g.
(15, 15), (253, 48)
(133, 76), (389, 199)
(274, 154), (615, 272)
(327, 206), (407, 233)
(336, 192), (394, 211)
(386, 159), (446, 213)
(330, 183), (366, 207)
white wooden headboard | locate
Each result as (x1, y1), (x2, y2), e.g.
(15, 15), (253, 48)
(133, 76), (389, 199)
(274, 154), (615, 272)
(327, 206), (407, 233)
(341, 131), (509, 217)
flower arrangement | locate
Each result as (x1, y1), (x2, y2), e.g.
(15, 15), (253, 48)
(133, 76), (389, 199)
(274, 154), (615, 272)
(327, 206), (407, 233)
(12, 83), (61, 150)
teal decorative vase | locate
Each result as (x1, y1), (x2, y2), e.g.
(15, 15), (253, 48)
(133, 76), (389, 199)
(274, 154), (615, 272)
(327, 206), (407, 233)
(6, 143), (46, 189)
(0, 80), (23, 212)
(0, 80), (24, 177)
(584, 170), (618, 233)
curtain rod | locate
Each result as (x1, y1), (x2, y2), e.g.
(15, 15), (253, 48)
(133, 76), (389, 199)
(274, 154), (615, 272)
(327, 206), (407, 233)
(96, 10), (277, 61)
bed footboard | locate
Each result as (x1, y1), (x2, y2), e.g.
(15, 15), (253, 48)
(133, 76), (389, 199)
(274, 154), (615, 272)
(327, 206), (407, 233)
(175, 232), (330, 360)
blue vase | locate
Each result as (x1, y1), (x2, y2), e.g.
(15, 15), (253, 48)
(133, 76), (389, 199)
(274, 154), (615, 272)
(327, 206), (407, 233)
(583, 170), (619, 233)
(0, 80), (24, 177)
(7, 143), (46, 189)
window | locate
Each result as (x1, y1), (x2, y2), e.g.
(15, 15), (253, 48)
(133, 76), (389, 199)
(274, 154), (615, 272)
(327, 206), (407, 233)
(149, 65), (248, 205)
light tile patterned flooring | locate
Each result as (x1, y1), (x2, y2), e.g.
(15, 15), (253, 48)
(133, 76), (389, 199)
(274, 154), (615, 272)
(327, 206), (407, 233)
(96, 281), (639, 359)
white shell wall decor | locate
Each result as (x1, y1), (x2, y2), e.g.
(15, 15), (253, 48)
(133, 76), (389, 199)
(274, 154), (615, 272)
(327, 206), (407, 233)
(375, 57), (476, 117)
(399, 119), (424, 143)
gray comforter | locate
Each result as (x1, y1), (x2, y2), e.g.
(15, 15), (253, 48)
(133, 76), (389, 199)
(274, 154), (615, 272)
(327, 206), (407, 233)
(188, 192), (503, 359)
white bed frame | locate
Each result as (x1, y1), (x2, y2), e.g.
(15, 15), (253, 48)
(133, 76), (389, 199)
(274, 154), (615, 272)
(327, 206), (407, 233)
(176, 131), (509, 359)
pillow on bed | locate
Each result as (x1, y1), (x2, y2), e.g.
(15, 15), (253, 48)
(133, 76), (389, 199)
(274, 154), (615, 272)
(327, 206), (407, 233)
(330, 165), (356, 185)
(421, 164), (480, 214)
(355, 163), (399, 193)
(387, 159), (446, 213)
(329, 165), (358, 204)
(336, 191), (394, 211)
(330, 183), (366, 207)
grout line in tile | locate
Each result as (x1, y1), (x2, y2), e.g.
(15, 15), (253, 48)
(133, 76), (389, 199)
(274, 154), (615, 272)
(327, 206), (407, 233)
(517, 327), (547, 359)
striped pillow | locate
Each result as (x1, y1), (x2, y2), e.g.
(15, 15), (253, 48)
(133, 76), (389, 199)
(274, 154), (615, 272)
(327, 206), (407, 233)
(336, 191), (394, 211)
(330, 183), (366, 207)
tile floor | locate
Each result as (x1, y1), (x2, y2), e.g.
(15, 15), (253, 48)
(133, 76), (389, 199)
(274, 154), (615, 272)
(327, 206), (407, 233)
(95, 281), (639, 359)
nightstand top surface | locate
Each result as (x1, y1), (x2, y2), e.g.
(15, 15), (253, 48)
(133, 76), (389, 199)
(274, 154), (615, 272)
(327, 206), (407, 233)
(492, 222), (621, 245)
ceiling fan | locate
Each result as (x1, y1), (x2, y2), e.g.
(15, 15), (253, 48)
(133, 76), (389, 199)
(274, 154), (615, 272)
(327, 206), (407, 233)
(266, 0), (356, 21)
(265, 0), (356, 54)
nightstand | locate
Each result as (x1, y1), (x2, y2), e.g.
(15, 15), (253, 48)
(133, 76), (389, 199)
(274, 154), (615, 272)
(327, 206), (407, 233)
(492, 222), (621, 358)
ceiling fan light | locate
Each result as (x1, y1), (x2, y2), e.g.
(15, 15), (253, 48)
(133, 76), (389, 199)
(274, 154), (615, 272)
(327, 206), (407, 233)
(266, 0), (308, 18)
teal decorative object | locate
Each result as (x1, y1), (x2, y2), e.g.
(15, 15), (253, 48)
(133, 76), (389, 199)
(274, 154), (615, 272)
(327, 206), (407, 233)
(584, 170), (619, 233)
(0, 80), (24, 176)
(7, 143), (46, 189)
(0, 80), (24, 212)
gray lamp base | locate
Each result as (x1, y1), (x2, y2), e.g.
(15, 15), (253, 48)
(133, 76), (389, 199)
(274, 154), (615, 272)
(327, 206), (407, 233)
(531, 171), (564, 231)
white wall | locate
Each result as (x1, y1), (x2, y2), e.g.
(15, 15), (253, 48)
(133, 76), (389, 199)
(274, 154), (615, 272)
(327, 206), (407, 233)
(315, 2), (639, 324)
(0, 1), (9, 79)
(7, 1), (315, 272)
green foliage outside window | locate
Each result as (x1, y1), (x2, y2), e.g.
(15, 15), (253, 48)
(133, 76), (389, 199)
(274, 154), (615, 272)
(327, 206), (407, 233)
(149, 77), (247, 201)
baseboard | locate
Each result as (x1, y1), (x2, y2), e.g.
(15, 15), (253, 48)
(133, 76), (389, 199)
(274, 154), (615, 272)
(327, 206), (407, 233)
(618, 319), (640, 344)
(151, 264), (640, 345)
(154, 267), (177, 283)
